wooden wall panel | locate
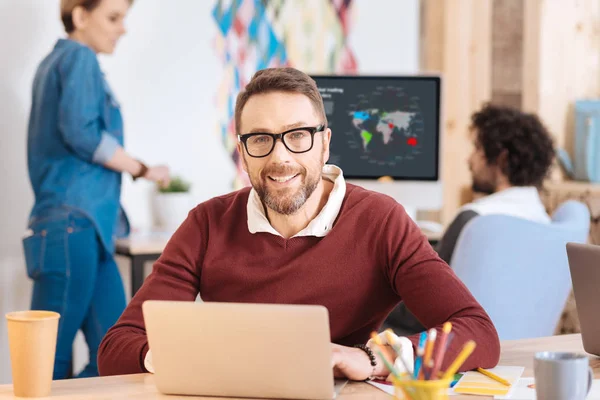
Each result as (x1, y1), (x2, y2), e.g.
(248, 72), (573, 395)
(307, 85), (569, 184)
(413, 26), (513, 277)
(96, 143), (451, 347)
(491, 0), (523, 108)
(419, 0), (444, 73)
(523, 0), (600, 162)
(421, 0), (493, 224)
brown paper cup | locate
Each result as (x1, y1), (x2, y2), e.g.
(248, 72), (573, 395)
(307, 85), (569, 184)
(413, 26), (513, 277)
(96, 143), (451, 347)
(6, 311), (60, 398)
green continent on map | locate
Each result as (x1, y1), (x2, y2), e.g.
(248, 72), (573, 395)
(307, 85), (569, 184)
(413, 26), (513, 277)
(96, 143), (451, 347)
(360, 130), (373, 147)
(350, 109), (416, 151)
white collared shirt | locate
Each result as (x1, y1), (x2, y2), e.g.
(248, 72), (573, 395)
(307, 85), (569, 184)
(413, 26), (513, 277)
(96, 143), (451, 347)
(144, 164), (347, 373)
(459, 186), (551, 224)
(246, 164), (347, 237)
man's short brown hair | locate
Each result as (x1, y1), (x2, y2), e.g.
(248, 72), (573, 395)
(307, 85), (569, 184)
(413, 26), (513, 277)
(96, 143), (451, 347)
(234, 67), (327, 134)
(60, 0), (134, 33)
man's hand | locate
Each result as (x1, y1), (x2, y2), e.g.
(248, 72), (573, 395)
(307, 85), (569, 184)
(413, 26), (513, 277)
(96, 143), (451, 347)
(331, 343), (375, 381)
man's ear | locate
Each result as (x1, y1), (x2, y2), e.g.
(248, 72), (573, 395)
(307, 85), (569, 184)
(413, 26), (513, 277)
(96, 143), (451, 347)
(237, 143), (248, 174)
(323, 128), (332, 164)
(496, 149), (509, 176)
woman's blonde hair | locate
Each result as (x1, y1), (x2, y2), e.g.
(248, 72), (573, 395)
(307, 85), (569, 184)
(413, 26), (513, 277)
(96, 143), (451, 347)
(60, 0), (133, 33)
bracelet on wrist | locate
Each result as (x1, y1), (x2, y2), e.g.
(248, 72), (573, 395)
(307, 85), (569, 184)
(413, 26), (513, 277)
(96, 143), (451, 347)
(353, 344), (377, 381)
(132, 160), (148, 181)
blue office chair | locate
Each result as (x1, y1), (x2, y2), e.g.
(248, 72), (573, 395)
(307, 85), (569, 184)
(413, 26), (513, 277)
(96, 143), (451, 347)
(450, 200), (590, 340)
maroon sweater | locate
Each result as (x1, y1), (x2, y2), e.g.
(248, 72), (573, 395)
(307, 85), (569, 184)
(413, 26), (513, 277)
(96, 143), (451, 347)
(98, 184), (500, 376)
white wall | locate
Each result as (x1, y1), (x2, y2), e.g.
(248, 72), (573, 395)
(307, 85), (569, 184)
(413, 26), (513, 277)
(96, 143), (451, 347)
(350, 0), (419, 74)
(0, 0), (62, 385)
(101, 1), (236, 228)
(0, 0), (418, 384)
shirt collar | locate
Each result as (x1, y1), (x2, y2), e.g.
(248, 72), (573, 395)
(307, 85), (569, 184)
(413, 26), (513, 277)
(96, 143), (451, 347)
(247, 164), (346, 237)
(474, 186), (543, 205)
(461, 186), (551, 223)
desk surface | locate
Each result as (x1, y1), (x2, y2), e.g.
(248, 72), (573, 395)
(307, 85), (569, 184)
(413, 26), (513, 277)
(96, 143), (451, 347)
(1, 334), (597, 399)
(116, 231), (172, 256)
(116, 229), (443, 256)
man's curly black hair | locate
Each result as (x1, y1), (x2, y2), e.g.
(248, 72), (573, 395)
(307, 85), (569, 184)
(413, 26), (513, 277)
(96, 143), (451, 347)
(471, 103), (555, 188)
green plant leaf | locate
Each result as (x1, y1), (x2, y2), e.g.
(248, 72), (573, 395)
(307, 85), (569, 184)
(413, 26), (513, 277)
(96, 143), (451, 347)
(158, 176), (191, 193)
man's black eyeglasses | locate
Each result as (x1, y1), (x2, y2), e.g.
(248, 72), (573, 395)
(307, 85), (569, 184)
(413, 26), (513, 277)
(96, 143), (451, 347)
(237, 124), (326, 158)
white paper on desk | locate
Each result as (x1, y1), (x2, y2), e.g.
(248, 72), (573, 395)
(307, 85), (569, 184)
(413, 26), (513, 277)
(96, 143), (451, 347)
(495, 377), (536, 399)
(366, 380), (394, 396)
(366, 380), (457, 396)
(496, 378), (600, 400)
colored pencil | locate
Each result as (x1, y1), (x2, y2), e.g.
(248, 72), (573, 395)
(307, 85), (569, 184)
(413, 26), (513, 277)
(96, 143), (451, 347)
(384, 330), (414, 377)
(442, 340), (477, 380)
(370, 332), (400, 378)
(476, 367), (511, 386)
(420, 328), (437, 379)
(413, 331), (427, 379)
(429, 322), (452, 380)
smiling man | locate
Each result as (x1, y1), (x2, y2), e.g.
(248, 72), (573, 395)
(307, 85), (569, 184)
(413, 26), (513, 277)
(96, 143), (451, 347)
(98, 67), (500, 380)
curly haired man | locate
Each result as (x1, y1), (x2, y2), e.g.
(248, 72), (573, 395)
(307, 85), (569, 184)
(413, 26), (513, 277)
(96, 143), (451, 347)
(385, 103), (556, 335)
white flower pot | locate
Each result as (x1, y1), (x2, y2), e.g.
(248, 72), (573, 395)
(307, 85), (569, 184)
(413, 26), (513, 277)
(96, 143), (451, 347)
(153, 192), (192, 231)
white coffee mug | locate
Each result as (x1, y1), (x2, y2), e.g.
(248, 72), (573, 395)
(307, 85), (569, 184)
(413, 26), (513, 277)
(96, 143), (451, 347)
(534, 352), (593, 400)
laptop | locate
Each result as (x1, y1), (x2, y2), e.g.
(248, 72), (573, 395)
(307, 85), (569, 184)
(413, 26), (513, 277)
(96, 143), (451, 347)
(566, 242), (600, 356)
(142, 300), (348, 399)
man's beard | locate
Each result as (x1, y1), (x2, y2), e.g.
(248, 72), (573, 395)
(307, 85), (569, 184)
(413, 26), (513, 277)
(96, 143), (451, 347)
(253, 164), (321, 215)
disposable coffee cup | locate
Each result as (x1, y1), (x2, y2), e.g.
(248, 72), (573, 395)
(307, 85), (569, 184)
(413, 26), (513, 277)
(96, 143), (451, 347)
(6, 311), (60, 397)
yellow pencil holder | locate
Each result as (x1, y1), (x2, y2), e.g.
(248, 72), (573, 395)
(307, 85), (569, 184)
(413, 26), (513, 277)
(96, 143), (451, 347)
(392, 377), (452, 400)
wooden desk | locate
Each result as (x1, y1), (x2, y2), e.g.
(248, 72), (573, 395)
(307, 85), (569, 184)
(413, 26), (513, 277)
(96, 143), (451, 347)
(117, 229), (443, 297)
(1, 334), (597, 399)
(116, 231), (172, 296)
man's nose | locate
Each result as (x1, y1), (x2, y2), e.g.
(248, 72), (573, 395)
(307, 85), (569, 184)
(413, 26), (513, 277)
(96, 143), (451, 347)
(268, 139), (294, 163)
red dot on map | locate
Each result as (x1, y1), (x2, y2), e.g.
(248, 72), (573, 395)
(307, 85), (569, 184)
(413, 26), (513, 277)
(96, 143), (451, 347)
(388, 123), (394, 129)
(407, 137), (418, 146)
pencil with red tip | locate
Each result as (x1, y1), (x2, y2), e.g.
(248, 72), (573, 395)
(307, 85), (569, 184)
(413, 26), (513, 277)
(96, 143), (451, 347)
(429, 322), (452, 379)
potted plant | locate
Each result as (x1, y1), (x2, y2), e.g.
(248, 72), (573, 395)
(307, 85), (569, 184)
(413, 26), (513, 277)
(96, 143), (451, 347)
(153, 176), (192, 230)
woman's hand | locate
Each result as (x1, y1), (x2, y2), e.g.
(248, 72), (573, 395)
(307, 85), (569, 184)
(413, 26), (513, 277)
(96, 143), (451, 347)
(144, 165), (171, 188)
(103, 148), (171, 189)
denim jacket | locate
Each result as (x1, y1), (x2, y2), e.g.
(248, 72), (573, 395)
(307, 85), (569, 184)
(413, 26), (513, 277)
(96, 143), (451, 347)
(27, 38), (129, 253)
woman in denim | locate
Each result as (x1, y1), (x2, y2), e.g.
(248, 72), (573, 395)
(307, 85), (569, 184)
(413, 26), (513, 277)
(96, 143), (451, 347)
(23, 0), (170, 379)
